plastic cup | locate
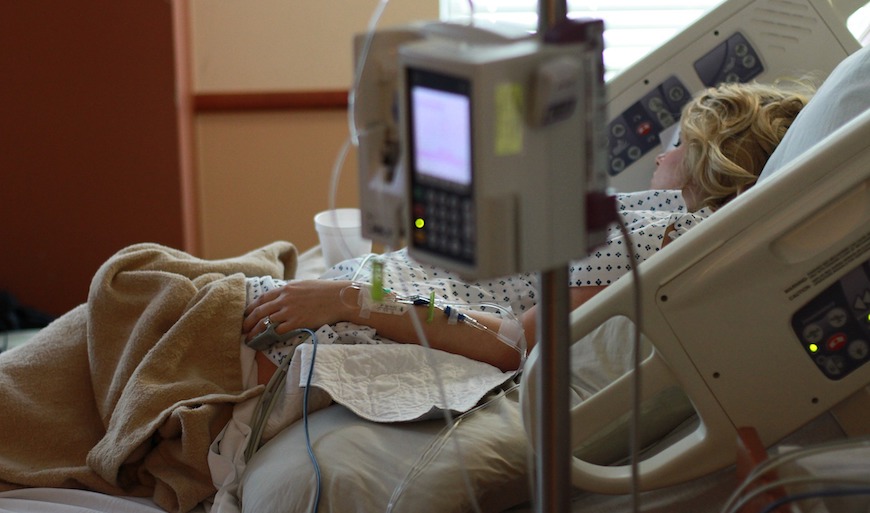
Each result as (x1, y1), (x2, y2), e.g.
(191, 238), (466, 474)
(313, 208), (372, 268)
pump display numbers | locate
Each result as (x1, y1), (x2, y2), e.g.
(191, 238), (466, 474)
(406, 68), (476, 265)
(791, 257), (870, 380)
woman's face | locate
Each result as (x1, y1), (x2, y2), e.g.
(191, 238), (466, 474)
(650, 142), (686, 190)
(651, 140), (705, 212)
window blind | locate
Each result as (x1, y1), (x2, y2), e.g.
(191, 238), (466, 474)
(439, 0), (727, 79)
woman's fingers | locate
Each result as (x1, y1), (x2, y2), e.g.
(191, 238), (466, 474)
(241, 279), (352, 337)
(243, 296), (279, 335)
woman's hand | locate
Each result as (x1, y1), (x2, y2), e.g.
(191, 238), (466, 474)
(242, 279), (354, 342)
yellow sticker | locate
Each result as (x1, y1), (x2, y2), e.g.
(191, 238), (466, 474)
(494, 83), (524, 155)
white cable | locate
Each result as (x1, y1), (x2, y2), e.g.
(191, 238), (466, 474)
(385, 302), (485, 513)
(387, 383), (521, 511)
(721, 437), (870, 513)
(348, 0), (391, 146)
(726, 475), (870, 513)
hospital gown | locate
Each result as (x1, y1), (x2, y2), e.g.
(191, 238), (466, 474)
(246, 189), (709, 369)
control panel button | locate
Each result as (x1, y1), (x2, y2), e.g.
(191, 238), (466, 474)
(848, 339), (869, 360)
(826, 333), (847, 352)
(693, 32), (764, 87)
(802, 324), (824, 344)
(791, 258), (870, 380)
(607, 75), (690, 176)
(827, 307), (849, 328)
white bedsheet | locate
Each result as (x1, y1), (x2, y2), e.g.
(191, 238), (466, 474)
(296, 342), (515, 422)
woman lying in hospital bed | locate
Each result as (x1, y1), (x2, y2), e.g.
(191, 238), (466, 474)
(244, 79), (812, 382)
(0, 79), (812, 513)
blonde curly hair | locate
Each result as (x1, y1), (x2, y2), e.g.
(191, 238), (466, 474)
(680, 81), (813, 211)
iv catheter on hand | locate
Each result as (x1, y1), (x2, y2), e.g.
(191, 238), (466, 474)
(343, 281), (528, 359)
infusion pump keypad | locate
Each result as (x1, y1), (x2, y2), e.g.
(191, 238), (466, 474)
(791, 258), (870, 380)
(411, 185), (475, 265)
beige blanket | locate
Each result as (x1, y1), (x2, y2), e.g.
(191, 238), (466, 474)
(0, 241), (297, 513)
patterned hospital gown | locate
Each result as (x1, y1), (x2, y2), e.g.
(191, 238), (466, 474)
(246, 190), (709, 367)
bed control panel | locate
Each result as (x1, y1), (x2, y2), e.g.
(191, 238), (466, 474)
(608, 31), (765, 177)
(792, 258), (870, 380)
(607, 75), (691, 176)
(694, 32), (764, 87)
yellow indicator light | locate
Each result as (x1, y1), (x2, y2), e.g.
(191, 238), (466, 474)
(808, 343), (819, 353)
(415, 218), (425, 229)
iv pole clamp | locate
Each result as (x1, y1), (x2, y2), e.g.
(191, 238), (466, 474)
(534, 3), (606, 512)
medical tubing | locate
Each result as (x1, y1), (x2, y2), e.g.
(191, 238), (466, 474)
(756, 486), (870, 513)
(726, 476), (870, 513)
(723, 437), (870, 511)
(347, 0), (390, 146)
(386, 383), (521, 512)
(721, 437), (870, 513)
(340, 282), (528, 358)
(386, 302), (485, 513)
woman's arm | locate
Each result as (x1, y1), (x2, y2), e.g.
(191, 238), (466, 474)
(243, 280), (525, 373)
(244, 280), (609, 383)
(519, 285), (607, 350)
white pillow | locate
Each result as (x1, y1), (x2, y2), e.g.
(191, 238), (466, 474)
(758, 44), (870, 182)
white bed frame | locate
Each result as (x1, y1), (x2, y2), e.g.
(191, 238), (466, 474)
(523, 59), (870, 495)
(605, 0), (862, 192)
(3, 2), (869, 513)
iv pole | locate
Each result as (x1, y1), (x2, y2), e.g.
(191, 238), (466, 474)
(536, 268), (572, 512)
(535, 1), (578, 512)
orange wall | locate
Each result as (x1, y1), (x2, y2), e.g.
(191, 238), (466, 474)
(0, 2), (183, 316)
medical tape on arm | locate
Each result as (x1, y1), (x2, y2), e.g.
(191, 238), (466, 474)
(497, 317), (525, 352)
(352, 283), (410, 318)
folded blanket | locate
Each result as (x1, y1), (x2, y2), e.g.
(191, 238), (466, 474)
(0, 241), (297, 513)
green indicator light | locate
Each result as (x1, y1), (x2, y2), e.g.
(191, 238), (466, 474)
(415, 218), (425, 229)
(809, 343), (819, 353)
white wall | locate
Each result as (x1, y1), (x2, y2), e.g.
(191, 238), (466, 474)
(189, 0), (438, 258)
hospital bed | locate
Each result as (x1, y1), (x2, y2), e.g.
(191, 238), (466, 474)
(243, 38), (870, 513)
(2, 2), (870, 513)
